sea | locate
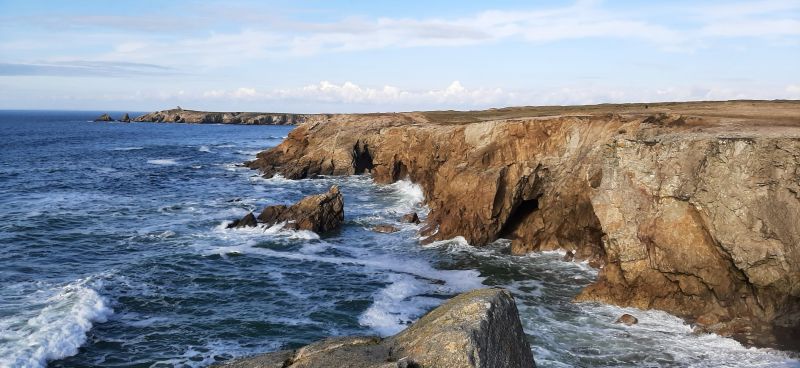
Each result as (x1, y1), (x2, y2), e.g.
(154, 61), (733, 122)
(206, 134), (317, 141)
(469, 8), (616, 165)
(0, 111), (797, 368)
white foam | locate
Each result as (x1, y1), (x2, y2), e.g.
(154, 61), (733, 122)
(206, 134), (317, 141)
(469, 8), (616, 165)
(147, 159), (178, 165)
(387, 180), (425, 213)
(198, 145), (211, 153)
(111, 146), (144, 151)
(0, 278), (112, 368)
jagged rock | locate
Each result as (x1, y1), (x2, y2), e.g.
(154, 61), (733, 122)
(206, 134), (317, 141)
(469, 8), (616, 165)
(372, 224), (400, 233)
(119, 113), (131, 122)
(257, 186), (344, 233)
(615, 314), (638, 325)
(243, 101), (800, 349)
(212, 288), (536, 368)
(401, 212), (420, 224)
(94, 113), (113, 122)
(562, 251), (575, 262)
(227, 212), (257, 228)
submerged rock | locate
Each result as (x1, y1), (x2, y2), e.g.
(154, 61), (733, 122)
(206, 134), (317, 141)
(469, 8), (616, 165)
(257, 185), (344, 233)
(372, 224), (400, 233)
(94, 113), (114, 122)
(615, 314), (639, 326)
(213, 288), (536, 368)
(401, 212), (420, 224)
(227, 212), (257, 229)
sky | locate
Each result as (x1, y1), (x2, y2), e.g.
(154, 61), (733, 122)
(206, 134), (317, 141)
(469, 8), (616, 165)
(0, 0), (798, 112)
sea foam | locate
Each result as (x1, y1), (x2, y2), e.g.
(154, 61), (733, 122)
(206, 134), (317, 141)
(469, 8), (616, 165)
(0, 278), (112, 368)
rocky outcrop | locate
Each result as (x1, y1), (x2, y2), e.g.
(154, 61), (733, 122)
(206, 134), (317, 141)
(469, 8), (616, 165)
(227, 186), (344, 233)
(134, 108), (326, 125)
(213, 288), (535, 368)
(119, 113), (131, 122)
(246, 100), (800, 349)
(94, 113), (113, 122)
(373, 224), (400, 233)
(226, 212), (257, 229)
(259, 185), (344, 233)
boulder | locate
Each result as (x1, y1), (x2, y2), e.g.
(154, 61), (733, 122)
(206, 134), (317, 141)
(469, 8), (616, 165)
(401, 212), (420, 224)
(227, 212), (257, 228)
(94, 113), (114, 122)
(373, 224), (400, 233)
(119, 113), (131, 122)
(615, 314), (638, 326)
(562, 251), (575, 262)
(257, 186), (344, 233)
(213, 288), (536, 368)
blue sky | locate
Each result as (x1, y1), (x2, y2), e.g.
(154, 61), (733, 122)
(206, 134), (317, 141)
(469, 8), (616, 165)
(0, 0), (798, 112)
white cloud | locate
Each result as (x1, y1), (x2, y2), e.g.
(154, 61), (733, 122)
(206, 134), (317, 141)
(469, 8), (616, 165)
(8, 0), (796, 68)
(183, 80), (797, 112)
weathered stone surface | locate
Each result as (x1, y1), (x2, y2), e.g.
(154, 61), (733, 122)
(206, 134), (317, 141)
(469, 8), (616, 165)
(257, 185), (344, 233)
(389, 288), (535, 368)
(134, 108), (327, 125)
(212, 288), (535, 368)
(615, 314), (638, 325)
(401, 212), (420, 224)
(373, 224), (400, 233)
(227, 212), (257, 229)
(245, 100), (800, 349)
(94, 113), (113, 122)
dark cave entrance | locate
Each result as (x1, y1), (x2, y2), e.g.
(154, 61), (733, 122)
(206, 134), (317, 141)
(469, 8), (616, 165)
(352, 141), (374, 174)
(498, 196), (541, 239)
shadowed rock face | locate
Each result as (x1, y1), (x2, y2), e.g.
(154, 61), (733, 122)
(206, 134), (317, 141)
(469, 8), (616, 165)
(212, 288), (535, 368)
(257, 185), (344, 233)
(245, 101), (800, 349)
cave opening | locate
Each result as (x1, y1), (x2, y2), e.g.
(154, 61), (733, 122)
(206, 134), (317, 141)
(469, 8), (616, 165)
(392, 161), (409, 181)
(352, 141), (374, 174)
(498, 196), (541, 239)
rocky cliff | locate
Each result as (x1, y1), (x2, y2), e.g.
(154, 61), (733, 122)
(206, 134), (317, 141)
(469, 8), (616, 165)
(246, 100), (800, 349)
(214, 288), (535, 368)
(133, 108), (327, 125)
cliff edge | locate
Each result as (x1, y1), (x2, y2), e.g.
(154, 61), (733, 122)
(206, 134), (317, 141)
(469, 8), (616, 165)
(246, 100), (800, 349)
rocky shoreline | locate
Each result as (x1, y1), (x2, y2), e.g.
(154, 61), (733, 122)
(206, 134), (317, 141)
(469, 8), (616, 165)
(243, 100), (800, 350)
(131, 108), (326, 125)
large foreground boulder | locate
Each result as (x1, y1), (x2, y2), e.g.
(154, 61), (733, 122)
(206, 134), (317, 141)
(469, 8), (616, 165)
(213, 288), (535, 368)
(227, 186), (344, 233)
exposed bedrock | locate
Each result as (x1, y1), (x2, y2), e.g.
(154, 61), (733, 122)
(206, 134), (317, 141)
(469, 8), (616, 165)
(213, 288), (536, 368)
(227, 186), (344, 233)
(245, 101), (800, 348)
(134, 108), (329, 125)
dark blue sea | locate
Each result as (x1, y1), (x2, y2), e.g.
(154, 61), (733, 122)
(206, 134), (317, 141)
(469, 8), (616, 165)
(0, 111), (796, 368)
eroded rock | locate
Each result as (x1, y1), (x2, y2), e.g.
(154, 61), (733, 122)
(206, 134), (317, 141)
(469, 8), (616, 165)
(372, 224), (400, 233)
(227, 212), (257, 229)
(213, 288), (536, 368)
(615, 314), (638, 326)
(401, 212), (420, 224)
(94, 113), (113, 122)
(257, 185), (344, 233)
(119, 113), (131, 122)
(243, 101), (800, 348)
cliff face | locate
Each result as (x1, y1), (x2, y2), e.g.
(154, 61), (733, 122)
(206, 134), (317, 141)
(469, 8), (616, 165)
(246, 101), (800, 349)
(133, 108), (327, 125)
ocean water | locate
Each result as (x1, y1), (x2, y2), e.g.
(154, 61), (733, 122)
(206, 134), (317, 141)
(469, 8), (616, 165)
(0, 111), (797, 368)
